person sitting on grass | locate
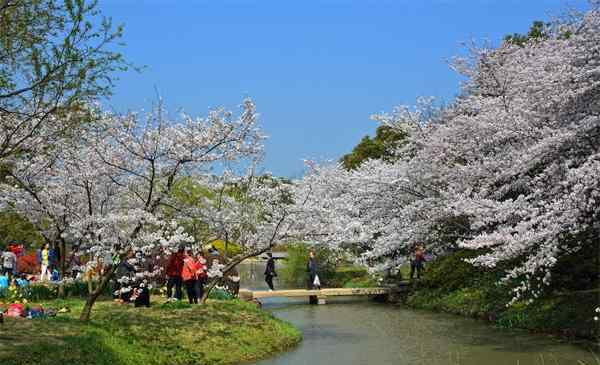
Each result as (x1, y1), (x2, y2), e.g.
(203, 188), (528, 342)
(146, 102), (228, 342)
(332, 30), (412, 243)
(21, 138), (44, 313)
(132, 281), (151, 308)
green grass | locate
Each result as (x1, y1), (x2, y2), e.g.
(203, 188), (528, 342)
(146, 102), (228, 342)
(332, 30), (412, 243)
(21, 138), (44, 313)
(0, 298), (302, 365)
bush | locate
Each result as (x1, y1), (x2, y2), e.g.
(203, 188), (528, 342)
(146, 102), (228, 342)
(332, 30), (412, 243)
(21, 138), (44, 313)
(0, 281), (114, 302)
(208, 287), (235, 301)
(405, 249), (600, 340)
(343, 276), (377, 288)
(17, 252), (38, 274)
(279, 244), (337, 288)
(328, 266), (369, 287)
(496, 291), (600, 338)
(420, 249), (500, 292)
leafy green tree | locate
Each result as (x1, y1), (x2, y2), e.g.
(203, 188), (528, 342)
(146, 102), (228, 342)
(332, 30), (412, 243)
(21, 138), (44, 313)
(0, 0), (130, 160)
(504, 21), (549, 46)
(341, 125), (407, 170)
(0, 211), (44, 249)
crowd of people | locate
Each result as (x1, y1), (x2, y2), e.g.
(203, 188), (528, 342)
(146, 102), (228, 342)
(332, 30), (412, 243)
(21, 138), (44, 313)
(1, 243), (62, 291)
(4, 241), (425, 307)
(0, 241), (232, 307)
(164, 246), (209, 304)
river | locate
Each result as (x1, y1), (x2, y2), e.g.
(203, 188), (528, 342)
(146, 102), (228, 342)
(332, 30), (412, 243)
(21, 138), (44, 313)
(238, 261), (598, 365)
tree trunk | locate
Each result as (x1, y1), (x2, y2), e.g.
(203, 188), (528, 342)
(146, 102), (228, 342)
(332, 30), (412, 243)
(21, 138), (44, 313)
(79, 265), (116, 321)
(200, 245), (273, 304)
(200, 278), (220, 304)
(58, 241), (66, 298)
(87, 277), (94, 294)
(59, 241), (66, 279)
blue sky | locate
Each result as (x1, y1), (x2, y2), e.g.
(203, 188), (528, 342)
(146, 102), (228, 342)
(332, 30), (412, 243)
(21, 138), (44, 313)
(100, 0), (589, 177)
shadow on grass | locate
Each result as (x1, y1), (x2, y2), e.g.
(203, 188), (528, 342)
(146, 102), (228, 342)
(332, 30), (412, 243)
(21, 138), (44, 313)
(0, 318), (124, 365)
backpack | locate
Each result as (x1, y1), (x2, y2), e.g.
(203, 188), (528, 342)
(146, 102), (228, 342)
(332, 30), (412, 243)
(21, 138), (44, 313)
(2, 252), (14, 268)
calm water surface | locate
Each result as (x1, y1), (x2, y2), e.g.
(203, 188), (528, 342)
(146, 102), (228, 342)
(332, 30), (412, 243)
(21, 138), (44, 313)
(239, 262), (597, 365)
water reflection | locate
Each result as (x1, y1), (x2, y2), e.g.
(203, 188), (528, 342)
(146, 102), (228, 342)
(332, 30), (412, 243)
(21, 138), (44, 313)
(239, 262), (597, 365)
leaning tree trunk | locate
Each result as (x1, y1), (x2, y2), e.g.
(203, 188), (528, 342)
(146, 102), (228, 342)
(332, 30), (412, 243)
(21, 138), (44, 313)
(79, 265), (117, 321)
(200, 278), (221, 304)
(200, 245), (273, 304)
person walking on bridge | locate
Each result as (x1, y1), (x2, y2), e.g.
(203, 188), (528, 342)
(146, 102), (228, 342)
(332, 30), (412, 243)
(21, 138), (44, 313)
(264, 253), (277, 291)
(307, 250), (320, 289)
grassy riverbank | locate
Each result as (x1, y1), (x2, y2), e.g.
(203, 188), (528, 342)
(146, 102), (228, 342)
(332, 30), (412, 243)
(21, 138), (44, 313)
(0, 298), (301, 365)
(403, 250), (600, 340)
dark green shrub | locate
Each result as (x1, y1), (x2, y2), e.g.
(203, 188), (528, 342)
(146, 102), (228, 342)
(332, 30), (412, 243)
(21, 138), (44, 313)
(343, 276), (377, 288)
(0, 281), (113, 301)
(209, 287), (235, 301)
(407, 249), (599, 340)
(497, 291), (599, 338)
(23, 284), (59, 301)
(279, 244), (337, 288)
(420, 249), (500, 293)
(329, 266), (369, 287)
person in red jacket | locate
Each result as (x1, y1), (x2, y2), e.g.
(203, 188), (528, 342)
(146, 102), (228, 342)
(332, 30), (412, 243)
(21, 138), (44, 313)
(166, 246), (185, 301)
(181, 248), (200, 304)
(410, 244), (426, 280)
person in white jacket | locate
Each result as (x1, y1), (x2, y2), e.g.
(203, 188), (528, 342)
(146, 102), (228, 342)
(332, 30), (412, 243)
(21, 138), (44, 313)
(2, 248), (17, 280)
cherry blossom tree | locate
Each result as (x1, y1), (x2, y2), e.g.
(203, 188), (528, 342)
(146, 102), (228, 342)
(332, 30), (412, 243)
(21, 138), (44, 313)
(294, 6), (600, 303)
(173, 166), (304, 303)
(1, 98), (266, 320)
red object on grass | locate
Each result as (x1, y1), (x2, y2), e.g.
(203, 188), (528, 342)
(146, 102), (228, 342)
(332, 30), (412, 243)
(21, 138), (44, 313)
(5, 303), (25, 318)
